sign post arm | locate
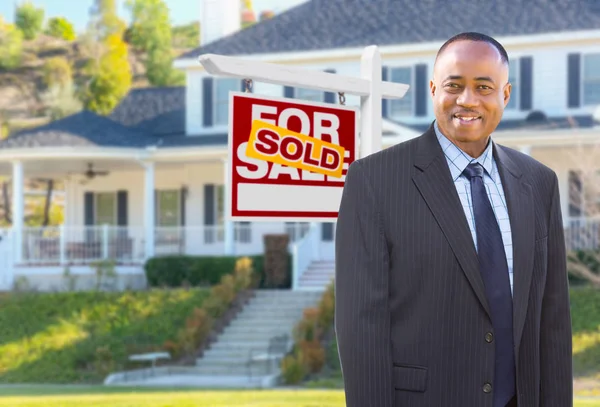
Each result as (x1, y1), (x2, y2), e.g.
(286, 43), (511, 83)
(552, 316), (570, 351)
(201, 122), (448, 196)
(359, 46), (383, 158)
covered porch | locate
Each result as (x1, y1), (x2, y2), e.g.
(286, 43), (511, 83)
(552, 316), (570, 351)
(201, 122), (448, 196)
(0, 145), (335, 271)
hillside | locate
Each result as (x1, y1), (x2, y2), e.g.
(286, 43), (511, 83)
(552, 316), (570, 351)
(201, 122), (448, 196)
(0, 21), (199, 137)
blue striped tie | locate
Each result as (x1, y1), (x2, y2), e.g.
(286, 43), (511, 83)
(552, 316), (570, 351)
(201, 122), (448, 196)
(463, 163), (515, 407)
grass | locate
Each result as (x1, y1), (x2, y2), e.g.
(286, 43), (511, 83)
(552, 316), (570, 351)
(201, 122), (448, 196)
(0, 289), (209, 384)
(0, 386), (598, 406)
(571, 286), (600, 380)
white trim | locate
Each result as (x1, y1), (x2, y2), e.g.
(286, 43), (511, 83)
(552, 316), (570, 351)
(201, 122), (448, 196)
(174, 29), (600, 69)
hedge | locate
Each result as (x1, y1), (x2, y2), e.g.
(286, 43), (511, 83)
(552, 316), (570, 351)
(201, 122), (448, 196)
(144, 254), (292, 289)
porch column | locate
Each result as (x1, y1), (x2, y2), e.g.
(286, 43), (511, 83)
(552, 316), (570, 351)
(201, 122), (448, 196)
(223, 158), (235, 255)
(12, 161), (24, 263)
(144, 161), (155, 259)
(520, 145), (532, 156)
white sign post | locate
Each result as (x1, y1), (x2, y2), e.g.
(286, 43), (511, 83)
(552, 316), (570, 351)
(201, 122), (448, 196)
(199, 45), (409, 255)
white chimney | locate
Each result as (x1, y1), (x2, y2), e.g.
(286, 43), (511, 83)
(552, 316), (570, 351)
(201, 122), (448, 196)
(201, 0), (241, 46)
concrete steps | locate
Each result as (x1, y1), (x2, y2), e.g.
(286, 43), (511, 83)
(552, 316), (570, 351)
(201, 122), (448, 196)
(297, 260), (335, 290)
(194, 289), (323, 379)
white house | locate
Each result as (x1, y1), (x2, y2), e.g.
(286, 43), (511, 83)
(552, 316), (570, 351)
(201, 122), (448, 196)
(0, 0), (599, 292)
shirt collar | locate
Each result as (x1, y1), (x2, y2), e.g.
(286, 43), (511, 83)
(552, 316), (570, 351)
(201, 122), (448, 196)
(433, 120), (498, 182)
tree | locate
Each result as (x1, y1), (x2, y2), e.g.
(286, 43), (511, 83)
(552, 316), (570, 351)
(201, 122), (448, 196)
(42, 57), (72, 89)
(14, 1), (45, 40)
(83, 33), (132, 115)
(565, 113), (600, 287)
(126, 0), (184, 86)
(79, 0), (132, 115)
(0, 16), (24, 70)
(45, 17), (76, 41)
(88, 0), (126, 42)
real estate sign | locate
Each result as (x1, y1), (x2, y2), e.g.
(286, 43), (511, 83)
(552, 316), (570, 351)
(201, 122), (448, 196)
(227, 91), (359, 222)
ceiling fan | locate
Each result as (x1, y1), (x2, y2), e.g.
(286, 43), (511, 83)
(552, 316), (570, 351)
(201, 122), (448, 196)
(74, 163), (109, 185)
(83, 163), (109, 179)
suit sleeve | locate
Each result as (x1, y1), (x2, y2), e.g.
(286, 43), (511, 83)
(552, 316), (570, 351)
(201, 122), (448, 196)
(539, 172), (573, 406)
(334, 160), (393, 407)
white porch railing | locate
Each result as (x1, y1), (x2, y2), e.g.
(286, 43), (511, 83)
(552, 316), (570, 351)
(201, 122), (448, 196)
(22, 226), (146, 265)
(291, 223), (322, 290)
(17, 223), (314, 266)
(565, 217), (600, 251)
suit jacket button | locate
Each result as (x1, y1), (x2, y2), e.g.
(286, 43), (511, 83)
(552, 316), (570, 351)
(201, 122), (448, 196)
(485, 332), (494, 343)
(483, 383), (492, 393)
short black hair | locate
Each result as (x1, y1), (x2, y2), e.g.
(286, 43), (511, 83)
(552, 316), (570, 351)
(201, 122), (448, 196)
(435, 32), (509, 66)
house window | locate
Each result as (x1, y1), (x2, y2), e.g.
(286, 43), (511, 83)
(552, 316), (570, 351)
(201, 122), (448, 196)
(156, 190), (180, 227)
(583, 53), (600, 106)
(214, 78), (239, 126)
(505, 59), (519, 110)
(295, 88), (323, 102)
(389, 67), (413, 117)
(95, 192), (116, 225)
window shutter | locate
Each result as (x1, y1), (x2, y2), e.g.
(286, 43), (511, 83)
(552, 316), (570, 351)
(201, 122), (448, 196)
(180, 187), (186, 226)
(84, 192), (94, 226)
(203, 77), (213, 126)
(519, 56), (533, 111)
(567, 53), (581, 108)
(284, 86), (295, 98)
(324, 69), (336, 103)
(117, 190), (128, 226)
(204, 184), (215, 225)
(415, 64), (428, 117)
(321, 223), (334, 241)
(84, 192), (94, 243)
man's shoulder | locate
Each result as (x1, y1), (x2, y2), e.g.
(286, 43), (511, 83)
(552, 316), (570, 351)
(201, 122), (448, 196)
(351, 133), (422, 173)
(495, 143), (557, 187)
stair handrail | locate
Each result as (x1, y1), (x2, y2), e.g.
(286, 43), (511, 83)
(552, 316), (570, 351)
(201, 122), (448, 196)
(291, 223), (320, 290)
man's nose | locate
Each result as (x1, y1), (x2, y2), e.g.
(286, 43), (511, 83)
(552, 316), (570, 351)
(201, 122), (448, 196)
(456, 88), (480, 107)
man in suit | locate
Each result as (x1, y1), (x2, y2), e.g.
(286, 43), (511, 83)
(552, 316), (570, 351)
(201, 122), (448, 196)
(334, 32), (573, 407)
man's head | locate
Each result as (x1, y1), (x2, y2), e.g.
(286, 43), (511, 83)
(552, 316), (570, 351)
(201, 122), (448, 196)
(430, 32), (511, 157)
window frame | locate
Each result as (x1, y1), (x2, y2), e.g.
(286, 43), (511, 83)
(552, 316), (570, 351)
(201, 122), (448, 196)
(388, 65), (414, 118)
(213, 78), (240, 126)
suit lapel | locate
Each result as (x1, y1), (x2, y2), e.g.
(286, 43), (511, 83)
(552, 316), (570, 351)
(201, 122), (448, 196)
(412, 126), (491, 318)
(493, 144), (535, 359)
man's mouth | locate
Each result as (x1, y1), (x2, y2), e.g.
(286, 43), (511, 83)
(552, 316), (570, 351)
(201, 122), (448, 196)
(453, 114), (482, 125)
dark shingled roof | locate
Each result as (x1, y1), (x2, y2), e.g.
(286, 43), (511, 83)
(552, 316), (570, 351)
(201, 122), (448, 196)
(109, 86), (185, 137)
(177, 0), (600, 60)
(0, 110), (151, 149)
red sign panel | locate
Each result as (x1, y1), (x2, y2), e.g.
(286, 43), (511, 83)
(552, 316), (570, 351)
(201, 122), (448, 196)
(227, 91), (359, 222)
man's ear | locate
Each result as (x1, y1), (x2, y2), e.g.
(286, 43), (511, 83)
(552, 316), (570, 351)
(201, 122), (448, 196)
(503, 82), (512, 108)
(430, 79), (436, 97)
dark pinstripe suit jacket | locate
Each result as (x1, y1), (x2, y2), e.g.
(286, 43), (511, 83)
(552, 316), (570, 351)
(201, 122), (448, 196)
(334, 123), (573, 407)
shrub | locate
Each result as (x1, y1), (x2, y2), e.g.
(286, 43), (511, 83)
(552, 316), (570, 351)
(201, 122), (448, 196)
(15, 1), (44, 40)
(46, 17), (76, 41)
(144, 254), (291, 289)
(42, 56), (73, 89)
(299, 339), (326, 374)
(0, 16), (23, 70)
(281, 353), (307, 384)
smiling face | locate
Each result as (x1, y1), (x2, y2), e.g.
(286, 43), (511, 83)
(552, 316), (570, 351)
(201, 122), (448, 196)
(430, 40), (512, 157)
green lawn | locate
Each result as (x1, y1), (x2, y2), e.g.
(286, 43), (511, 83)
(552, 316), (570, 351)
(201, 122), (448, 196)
(0, 387), (598, 406)
(0, 289), (209, 384)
